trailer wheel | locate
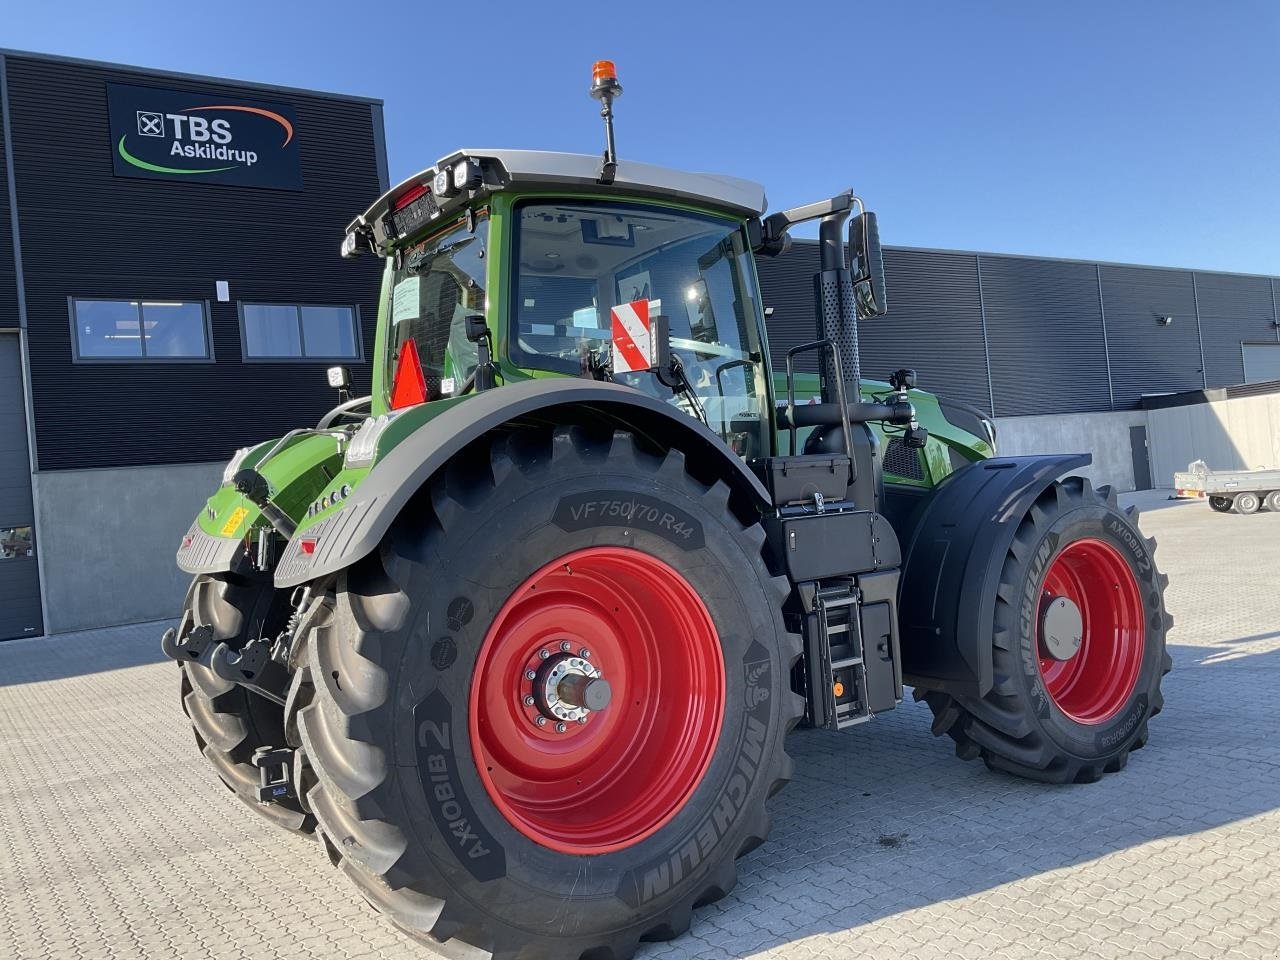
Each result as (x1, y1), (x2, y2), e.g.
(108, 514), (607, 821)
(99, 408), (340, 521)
(1235, 492), (1261, 515)
(177, 574), (313, 833)
(1208, 496), (1233, 513)
(294, 427), (802, 960)
(1264, 491), (1280, 513)
(921, 478), (1172, 783)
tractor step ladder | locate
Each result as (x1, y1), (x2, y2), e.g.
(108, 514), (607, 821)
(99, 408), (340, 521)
(810, 580), (876, 729)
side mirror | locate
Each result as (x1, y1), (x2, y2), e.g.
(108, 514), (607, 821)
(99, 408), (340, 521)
(848, 211), (888, 319)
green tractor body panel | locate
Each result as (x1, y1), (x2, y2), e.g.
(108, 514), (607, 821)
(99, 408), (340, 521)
(177, 176), (992, 577)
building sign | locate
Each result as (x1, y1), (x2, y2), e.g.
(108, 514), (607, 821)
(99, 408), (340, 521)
(106, 82), (302, 189)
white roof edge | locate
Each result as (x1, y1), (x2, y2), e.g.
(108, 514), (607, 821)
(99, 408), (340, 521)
(459, 148), (768, 216)
(353, 148), (767, 233)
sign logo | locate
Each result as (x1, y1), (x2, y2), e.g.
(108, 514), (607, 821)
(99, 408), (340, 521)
(108, 83), (302, 190)
(136, 111), (164, 136)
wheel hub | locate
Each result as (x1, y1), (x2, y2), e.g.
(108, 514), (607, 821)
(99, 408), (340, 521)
(1039, 595), (1083, 661)
(527, 648), (612, 727)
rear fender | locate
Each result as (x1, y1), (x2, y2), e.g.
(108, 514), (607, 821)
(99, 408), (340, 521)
(273, 379), (773, 588)
(896, 454), (1090, 698)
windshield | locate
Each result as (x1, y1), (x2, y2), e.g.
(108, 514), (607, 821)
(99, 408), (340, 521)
(511, 199), (770, 457)
(387, 213), (488, 401)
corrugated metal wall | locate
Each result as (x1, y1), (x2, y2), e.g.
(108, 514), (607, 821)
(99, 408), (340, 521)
(3, 54), (384, 470)
(759, 240), (1280, 416)
(1194, 272), (1276, 386)
(980, 256), (1110, 415)
(0, 60), (17, 329)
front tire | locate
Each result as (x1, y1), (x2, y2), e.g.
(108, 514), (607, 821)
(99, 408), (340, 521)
(291, 426), (802, 959)
(1208, 495), (1233, 513)
(921, 478), (1172, 783)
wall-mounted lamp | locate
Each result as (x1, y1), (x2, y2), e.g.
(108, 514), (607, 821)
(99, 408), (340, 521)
(1156, 315), (1174, 326)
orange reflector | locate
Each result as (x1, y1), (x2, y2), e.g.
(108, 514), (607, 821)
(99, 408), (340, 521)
(592, 60), (617, 84)
(833, 681), (845, 698)
(390, 338), (428, 410)
(299, 538), (318, 556)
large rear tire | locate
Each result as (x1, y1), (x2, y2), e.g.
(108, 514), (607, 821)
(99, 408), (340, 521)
(177, 574), (313, 833)
(289, 426), (802, 960)
(920, 478), (1172, 783)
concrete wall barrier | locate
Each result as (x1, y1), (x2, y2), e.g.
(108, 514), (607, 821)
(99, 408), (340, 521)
(34, 461), (223, 634)
(994, 410), (1148, 492)
(1147, 394), (1280, 484)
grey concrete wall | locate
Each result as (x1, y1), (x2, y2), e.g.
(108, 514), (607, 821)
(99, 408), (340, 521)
(1147, 394), (1280, 484)
(993, 410), (1148, 492)
(34, 461), (223, 634)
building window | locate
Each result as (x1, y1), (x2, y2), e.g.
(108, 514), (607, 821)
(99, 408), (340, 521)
(70, 299), (212, 361)
(240, 303), (361, 360)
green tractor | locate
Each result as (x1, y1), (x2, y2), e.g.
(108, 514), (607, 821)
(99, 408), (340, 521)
(164, 62), (1171, 960)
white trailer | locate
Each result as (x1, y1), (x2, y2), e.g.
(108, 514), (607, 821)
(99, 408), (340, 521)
(1173, 460), (1280, 514)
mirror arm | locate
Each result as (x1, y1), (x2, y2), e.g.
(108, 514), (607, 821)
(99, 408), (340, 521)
(758, 191), (856, 256)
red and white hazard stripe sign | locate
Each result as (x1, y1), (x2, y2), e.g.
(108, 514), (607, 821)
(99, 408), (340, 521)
(611, 299), (653, 374)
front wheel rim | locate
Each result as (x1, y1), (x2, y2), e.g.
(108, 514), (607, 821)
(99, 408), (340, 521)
(1037, 537), (1146, 724)
(469, 547), (726, 854)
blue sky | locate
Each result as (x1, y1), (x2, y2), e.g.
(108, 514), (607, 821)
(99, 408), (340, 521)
(6, 1), (1279, 274)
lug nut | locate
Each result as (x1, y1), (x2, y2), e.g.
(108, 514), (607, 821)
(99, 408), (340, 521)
(534, 716), (547, 727)
(523, 695), (535, 707)
(539, 649), (550, 660)
(525, 670), (537, 681)
(555, 722), (567, 733)
(560, 641), (572, 653)
(579, 648), (590, 659)
(577, 717), (588, 725)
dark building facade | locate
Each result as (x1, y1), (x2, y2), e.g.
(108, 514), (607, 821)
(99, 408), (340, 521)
(1, 50), (386, 638)
(758, 242), (1280, 417)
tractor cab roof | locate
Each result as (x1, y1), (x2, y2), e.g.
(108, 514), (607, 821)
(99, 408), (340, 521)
(342, 149), (767, 257)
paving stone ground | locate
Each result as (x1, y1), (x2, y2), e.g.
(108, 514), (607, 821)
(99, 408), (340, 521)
(1, 490), (1277, 959)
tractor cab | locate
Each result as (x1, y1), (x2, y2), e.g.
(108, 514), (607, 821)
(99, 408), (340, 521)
(344, 147), (778, 459)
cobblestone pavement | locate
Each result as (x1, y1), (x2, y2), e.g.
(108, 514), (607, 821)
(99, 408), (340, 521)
(1, 491), (1277, 959)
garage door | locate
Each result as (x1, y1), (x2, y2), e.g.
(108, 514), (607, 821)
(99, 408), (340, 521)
(0, 334), (42, 640)
(1243, 342), (1280, 384)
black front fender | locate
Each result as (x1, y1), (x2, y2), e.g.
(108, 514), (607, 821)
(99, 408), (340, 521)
(275, 379), (773, 588)
(897, 454), (1091, 698)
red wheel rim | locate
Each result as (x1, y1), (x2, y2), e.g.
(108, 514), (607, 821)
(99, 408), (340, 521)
(469, 547), (725, 854)
(1037, 537), (1146, 724)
